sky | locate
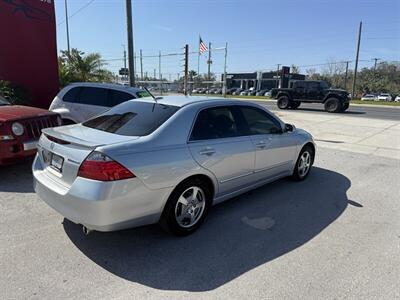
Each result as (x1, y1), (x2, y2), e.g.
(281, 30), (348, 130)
(54, 0), (400, 79)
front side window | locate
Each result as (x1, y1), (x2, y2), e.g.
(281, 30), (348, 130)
(136, 90), (151, 98)
(190, 106), (242, 141)
(83, 101), (179, 136)
(78, 87), (110, 107)
(239, 106), (282, 135)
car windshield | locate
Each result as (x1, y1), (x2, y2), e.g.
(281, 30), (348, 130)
(0, 96), (10, 106)
(83, 101), (179, 136)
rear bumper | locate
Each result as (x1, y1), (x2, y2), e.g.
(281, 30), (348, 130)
(32, 155), (172, 231)
(0, 140), (37, 166)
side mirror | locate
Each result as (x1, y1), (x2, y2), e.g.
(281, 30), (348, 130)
(285, 123), (295, 132)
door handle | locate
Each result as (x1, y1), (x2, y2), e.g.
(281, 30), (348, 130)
(199, 147), (216, 156)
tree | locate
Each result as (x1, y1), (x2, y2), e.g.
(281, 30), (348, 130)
(322, 58), (347, 88)
(291, 64), (300, 74)
(58, 49), (113, 86)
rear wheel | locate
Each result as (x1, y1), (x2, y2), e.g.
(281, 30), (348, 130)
(324, 98), (341, 113)
(160, 178), (212, 236)
(277, 96), (291, 109)
(292, 145), (314, 181)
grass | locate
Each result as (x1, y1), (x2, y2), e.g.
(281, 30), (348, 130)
(195, 94), (400, 106)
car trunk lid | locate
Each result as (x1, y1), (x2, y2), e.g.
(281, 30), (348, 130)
(37, 125), (138, 187)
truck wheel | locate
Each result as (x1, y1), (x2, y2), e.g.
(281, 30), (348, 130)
(341, 102), (349, 112)
(277, 96), (291, 109)
(324, 98), (341, 113)
(290, 102), (301, 109)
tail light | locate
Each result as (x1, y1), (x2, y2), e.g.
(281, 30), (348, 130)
(78, 152), (135, 181)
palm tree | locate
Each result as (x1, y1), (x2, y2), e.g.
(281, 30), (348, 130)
(59, 49), (113, 86)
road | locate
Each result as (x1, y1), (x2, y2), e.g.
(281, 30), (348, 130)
(252, 100), (400, 120)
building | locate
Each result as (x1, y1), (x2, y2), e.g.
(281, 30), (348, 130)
(224, 68), (306, 90)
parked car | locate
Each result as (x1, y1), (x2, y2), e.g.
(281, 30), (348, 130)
(49, 82), (150, 124)
(377, 93), (392, 102)
(33, 96), (315, 236)
(271, 80), (350, 113)
(0, 95), (61, 166)
(361, 94), (377, 101)
(232, 88), (244, 95)
(264, 90), (272, 97)
(240, 90), (249, 96)
(226, 88), (239, 95)
(212, 88), (222, 94)
(247, 89), (258, 96)
(256, 89), (269, 96)
(395, 95), (400, 102)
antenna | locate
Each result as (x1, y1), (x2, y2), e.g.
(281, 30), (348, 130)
(144, 87), (157, 103)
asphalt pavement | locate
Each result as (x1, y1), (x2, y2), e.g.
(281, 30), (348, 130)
(252, 100), (400, 121)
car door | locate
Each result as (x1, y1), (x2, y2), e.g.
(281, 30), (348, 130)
(75, 87), (111, 122)
(188, 106), (255, 196)
(307, 81), (323, 100)
(292, 81), (306, 100)
(238, 106), (297, 181)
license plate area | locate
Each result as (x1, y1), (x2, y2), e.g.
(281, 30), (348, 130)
(43, 150), (64, 172)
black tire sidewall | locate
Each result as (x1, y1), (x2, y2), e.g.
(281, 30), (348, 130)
(292, 146), (314, 181)
(324, 98), (341, 113)
(160, 179), (212, 236)
(277, 96), (290, 109)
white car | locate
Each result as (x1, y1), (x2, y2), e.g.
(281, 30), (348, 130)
(361, 94), (377, 101)
(395, 96), (400, 102)
(377, 93), (392, 102)
(49, 82), (149, 124)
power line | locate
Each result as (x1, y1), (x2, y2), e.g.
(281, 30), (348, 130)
(57, 0), (96, 26)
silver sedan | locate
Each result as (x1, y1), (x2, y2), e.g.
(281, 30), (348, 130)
(33, 96), (315, 236)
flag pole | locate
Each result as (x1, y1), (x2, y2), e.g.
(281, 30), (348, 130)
(197, 35), (200, 76)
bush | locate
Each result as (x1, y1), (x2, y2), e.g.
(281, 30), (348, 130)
(0, 80), (31, 105)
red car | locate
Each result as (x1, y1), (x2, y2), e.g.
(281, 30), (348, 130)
(0, 96), (61, 166)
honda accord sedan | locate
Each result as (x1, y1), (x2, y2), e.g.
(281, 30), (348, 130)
(33, 96), (315, 235)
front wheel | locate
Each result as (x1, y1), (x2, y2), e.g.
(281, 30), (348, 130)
(292, 145), (314, 181)
(277, 96), (291, 109)
(160, 179), (211, 236)
(324, 98), (341, 113)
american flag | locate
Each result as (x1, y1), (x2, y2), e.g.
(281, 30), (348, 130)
(199, 37), (208, 54)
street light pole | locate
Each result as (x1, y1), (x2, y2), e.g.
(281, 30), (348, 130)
(64, 0), (70, 54)
(352, 21), (362, 99)
(125, 0), (135, 86)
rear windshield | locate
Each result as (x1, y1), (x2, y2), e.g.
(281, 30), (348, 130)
(83, 101), (179, 136)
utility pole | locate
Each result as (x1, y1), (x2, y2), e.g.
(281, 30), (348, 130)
(64, 0), (70, 54)
(207, 42), (212, 91)
(122, 44), (127, 82)
(372, 58), (380, 70)
(159, 51), (162, 94)
(344, 61), (349, 89)
(352, 21), (362, 100)
(140, 49), (143, 81)
(153, 68), (156, 79)
(125, 0), (135, 86)
(223, 42), (228, 97)
(276, 64), (281, 88)
(134, 51), (137, 79)
(184, 44), (189, 95)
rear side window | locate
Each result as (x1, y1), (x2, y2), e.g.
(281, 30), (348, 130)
(110, 90), (135, 106)
(239, 106), (282, 135)
(83, 101), (179, 136)
(63, 87), (81, 103)
(190, 106), (242, 141)
(78, 87), (110, 107)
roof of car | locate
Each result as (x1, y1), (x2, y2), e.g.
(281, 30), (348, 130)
(137, 95), (249, 108)
(68, 82), (143, 93)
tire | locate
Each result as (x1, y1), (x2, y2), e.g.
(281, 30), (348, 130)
(341, 102), (349, 111)
(292, 145), (314, 181)
(290, 101), (301, 109)
(277, 96), (291, 109)
(160, 178), (212, 236)
(324, 97), (341, 113)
